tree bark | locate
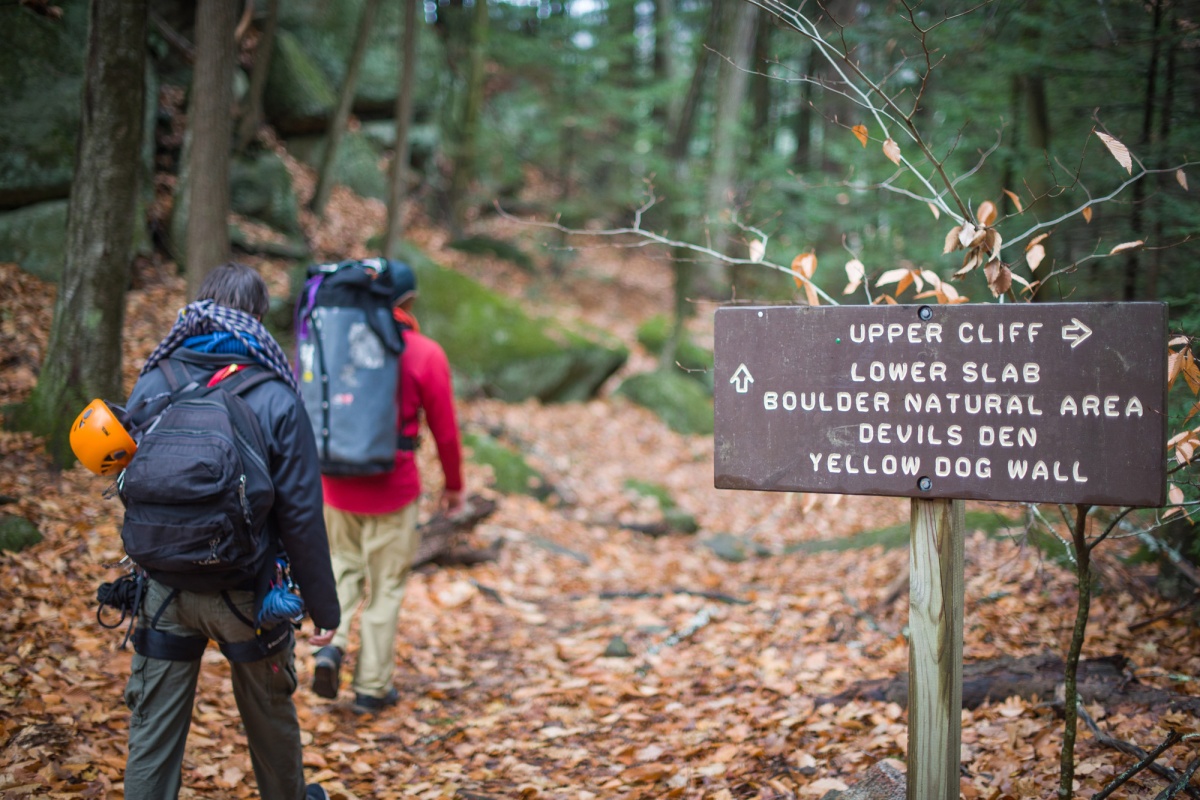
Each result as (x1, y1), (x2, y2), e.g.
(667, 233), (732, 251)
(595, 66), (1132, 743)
(698, 0), (757, 297)
(449, 0), (489, 237)
(384, 0), (421, 259)
(236, 0), (281, 152)
(185, 0), (238, 294)
(311, 0), (384, 218)
(19, 0), (148, 465)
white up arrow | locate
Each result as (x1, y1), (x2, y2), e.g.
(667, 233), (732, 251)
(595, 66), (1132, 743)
(730, 364), (754, 393)
(1061, 318), (1093, 349)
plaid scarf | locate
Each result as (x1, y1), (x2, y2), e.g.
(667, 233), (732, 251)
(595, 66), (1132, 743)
(140, 300), (298, 393)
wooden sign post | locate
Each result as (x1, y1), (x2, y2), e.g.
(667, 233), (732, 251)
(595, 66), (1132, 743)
(908, 497), (963, 800)
(713, 302), (1167, 800)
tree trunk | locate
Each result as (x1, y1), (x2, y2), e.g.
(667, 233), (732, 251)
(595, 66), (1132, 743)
(1123, 0), (1163, 302)
(235, 0), (280, 152)
(311, 0), (384, 218)
(652, 0), (676, 132)
(697, 0), (757, 297)
(791, 44), (817, 172)
(448, 0), (488, 237)
(660, 0), (721, 368)
(19, 0), (148, 465)
(383, 0), (421, 259)
(750, 11), (773, 158)
(185, 0), (237, 294)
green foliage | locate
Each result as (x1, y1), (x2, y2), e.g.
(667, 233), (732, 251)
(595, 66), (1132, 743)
(450, 235), (536, 272)
(0, 513), (41, 554)
(784, 509), (1019, 554)
(624, 478), (699, 533)
(463, 431), (552, 499)
(615, 370), (713, 436)
(634, 315), (713, 387)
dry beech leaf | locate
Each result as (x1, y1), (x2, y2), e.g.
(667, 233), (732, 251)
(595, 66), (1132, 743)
(1026, 243), (1046, 272)
(1082, 206), (1093, 223)
(1168, 484), (1185, 505)
(1169, 335), (1191, 346)
(1003, 188), (1024, 212)
(984, 259), (1012, 297)
(927, 202), (940, 219)
(944, 226), (963, 254)
(1177, 169), (1189, 191)
(977, 200), (998, 226)
(748, 239), (766, 263)
(883, 137), (901, 165)
(843, 259), (865, 295)
(1109, 240), (1144, 255)
(958, 222), (978, 248)
(791, 252), (817, 280)
(851, 124), (869, 147)
(803, 277), (820, 307)
(1096, 130), (1133, 174)
(875, 268), (909, 288)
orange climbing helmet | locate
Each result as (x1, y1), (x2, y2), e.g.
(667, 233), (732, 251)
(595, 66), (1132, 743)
(69, 399), (137, 476)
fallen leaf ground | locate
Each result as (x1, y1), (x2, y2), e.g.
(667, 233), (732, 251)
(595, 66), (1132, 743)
(1, 183), (1198, 799)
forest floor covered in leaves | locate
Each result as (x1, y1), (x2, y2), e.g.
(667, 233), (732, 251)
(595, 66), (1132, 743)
(1, 181), (1199, 799)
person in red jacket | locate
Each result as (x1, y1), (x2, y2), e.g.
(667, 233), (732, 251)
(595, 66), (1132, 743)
(310, 261), (465, 713)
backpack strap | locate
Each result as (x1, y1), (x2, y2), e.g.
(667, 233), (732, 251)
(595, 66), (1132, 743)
(208, 363), (277, 397)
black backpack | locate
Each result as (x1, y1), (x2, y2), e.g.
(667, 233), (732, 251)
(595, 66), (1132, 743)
(118, 360), (277, 592)
(294, 259), (412, 476)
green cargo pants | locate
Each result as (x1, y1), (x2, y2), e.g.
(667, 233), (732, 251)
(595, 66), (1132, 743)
(123, 578), (306, 800)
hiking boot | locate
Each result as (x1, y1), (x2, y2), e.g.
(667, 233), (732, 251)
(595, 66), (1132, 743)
(305, 785), (330, 800)
(352, 687), (400, 714)
(311, 646), (342, 699)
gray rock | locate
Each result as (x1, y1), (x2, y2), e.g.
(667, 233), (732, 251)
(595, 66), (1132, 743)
(615, 371), (713, 435)
(231, 150), (302, 234)
(0, 4), (88, 208)
(392, 243), (627, 403)
(0, 200), (68, 281)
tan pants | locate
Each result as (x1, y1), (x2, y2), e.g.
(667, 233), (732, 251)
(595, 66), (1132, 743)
(324, 503), (420, 698)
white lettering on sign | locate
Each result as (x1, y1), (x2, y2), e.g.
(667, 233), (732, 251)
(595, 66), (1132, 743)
(1006, 460), (1089, 483)
(1059, 395), (1143, 417)
(957, 322), (1043, 344)
(730, 364), (754, 393)
(810, 452), (921, 475)
(849, 323), (944, 344)
(961, 362), (1040, 383)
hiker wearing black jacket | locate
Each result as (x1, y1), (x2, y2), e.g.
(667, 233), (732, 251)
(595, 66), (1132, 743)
(121, 263), (339, 800)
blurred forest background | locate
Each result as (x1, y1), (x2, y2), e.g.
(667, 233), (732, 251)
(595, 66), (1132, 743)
(3, 0), (1200, 796)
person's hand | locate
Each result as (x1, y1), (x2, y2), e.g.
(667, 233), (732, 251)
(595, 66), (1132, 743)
(310, 628), (335, 647)
(440, 489), (465, 517)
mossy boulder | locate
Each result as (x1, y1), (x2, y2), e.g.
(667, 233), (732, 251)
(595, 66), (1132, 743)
(287, 131), (388, 202)
(263, 29), (337, 134)
(624, 478), (699, 534)
(0, 513), (41, 553)
(636, 315), (714, 389)
(463, 432), (552, 499)
(615, 370), (714, 436)
(231, 150), (302, 235)
(0, 200), (68, 281)
(389, 243), (627, 402)
(0, 4), (88, 208)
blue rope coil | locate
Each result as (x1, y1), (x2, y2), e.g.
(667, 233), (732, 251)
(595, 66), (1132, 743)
(257, 559), (306, 626)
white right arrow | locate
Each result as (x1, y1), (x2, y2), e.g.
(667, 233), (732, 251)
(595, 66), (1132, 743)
(730, 364), (754, 393)
(1061, 318), (1093, 349)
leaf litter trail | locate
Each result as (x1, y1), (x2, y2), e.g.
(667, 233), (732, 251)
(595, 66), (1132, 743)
(1, 224), (1199, 798)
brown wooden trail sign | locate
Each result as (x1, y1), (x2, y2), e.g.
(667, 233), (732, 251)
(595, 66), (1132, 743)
(714, 302), (1167, 508)
(713, 302), (1168, 800)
